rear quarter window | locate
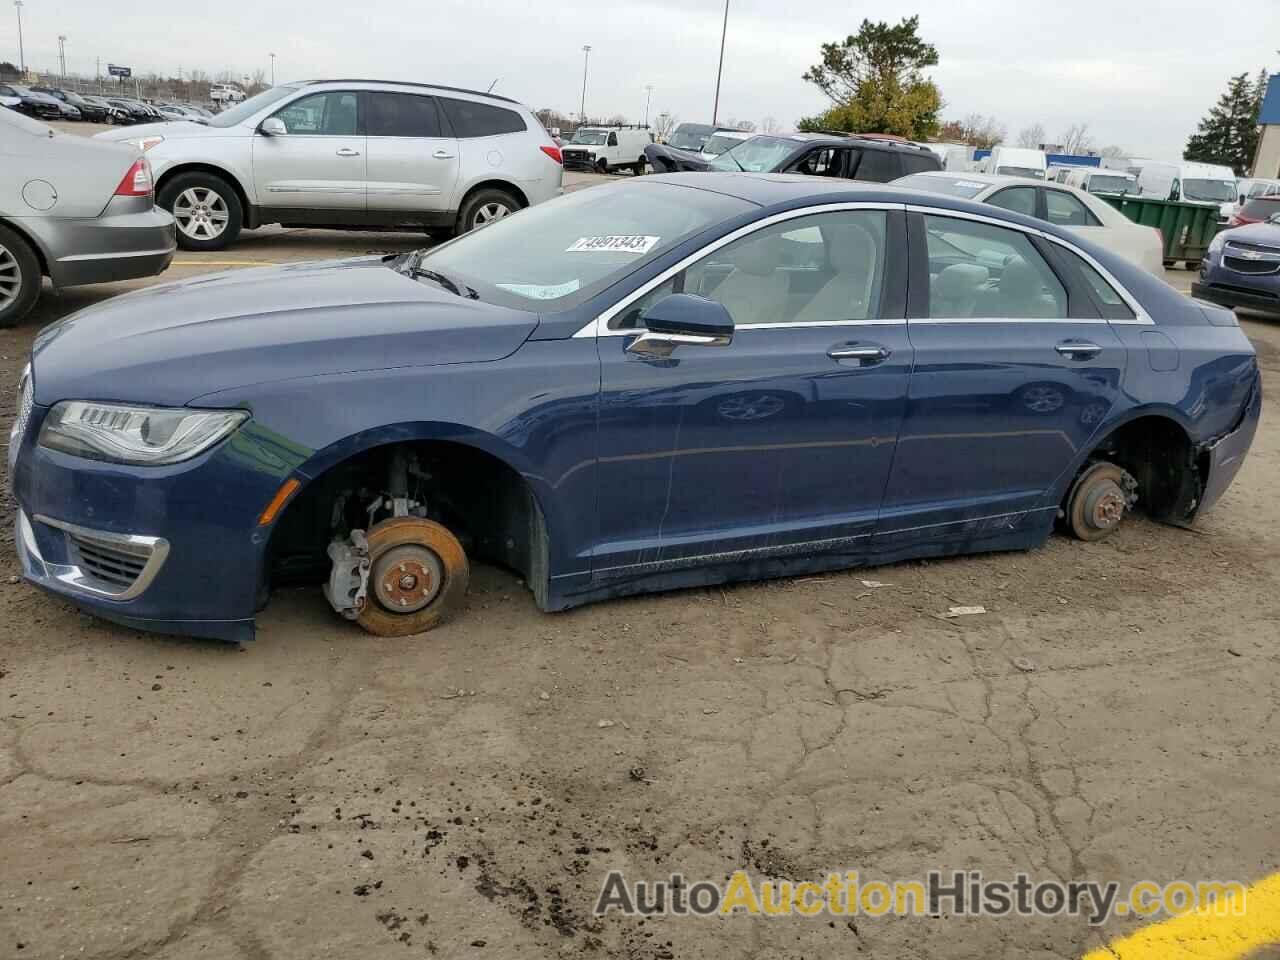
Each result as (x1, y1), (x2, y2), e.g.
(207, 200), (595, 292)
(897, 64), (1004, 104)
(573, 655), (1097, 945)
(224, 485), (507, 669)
(440, 98), (527, 137)
(1049, 245), (1136, 320)
(854, 148), (902, 182)
(900, 152), (942, 175)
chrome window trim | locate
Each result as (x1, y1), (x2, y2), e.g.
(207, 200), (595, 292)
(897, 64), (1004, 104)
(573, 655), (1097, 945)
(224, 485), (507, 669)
(910, 203), (1155, 326)
(33, 514), (170, 601)
(572, 201), (905, 338)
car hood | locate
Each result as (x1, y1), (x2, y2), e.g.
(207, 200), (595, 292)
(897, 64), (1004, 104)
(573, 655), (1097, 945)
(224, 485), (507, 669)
(31, 257), (541, 408)
(94, 119), (216, 141)
(1219, 222), (1280, 244)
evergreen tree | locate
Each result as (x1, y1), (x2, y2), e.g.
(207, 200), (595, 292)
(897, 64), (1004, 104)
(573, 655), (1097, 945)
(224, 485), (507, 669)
(1184, 72), (1266, 175)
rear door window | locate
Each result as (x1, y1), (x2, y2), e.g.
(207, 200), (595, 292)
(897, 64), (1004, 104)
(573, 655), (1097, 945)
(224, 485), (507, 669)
(365, 92), (443, 138)
(900, 152), (941, 175)
(793, 148), (840, 177)
(1044, 189), (1101, 227)
(854, 148), (902, 183)
(439, 98), (526, 137)
(986, 186), (1038, 218)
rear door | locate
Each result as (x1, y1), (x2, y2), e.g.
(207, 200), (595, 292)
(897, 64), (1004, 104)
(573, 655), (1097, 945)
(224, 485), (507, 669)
(592, 206), (913, 577)
(252, 90), (365, 211)
(362, 91), (460, 217)
(877, 209), (1126, 549)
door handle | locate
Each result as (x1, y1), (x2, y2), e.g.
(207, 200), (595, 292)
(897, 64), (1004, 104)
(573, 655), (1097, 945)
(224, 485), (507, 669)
(828, 344), (890, 364)
(432, 149), (456, 160)
(335, 147), (361, 157)
(1055, 340), (1102, 360)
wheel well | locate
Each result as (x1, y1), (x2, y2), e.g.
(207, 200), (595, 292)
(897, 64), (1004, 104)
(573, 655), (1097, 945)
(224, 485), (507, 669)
(458, 179), (529, 215)
(155, 164), (251, 223)
(1078, 415), (1203, 524)
(0, 217), (50, 277)
(266, 439), (549, 605)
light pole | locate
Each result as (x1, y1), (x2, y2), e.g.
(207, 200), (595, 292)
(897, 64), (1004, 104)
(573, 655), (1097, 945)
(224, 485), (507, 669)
(643, 84), (653, 127)
(712, 0), (730, 124)
(579, 44), (591, 125)
(269, 52), (276, 86)
(14, 1), (25, 75)
(57, 35), (66, 78)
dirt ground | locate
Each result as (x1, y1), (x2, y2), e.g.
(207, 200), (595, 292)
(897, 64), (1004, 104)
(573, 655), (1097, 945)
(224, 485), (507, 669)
(0, 134), (1277, 960)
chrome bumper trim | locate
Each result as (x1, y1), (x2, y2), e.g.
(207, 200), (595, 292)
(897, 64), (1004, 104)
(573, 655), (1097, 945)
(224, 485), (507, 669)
(30, 513), (170, 601)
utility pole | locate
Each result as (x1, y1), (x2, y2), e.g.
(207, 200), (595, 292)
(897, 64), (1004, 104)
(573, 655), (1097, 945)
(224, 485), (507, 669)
(268, 52), (275, 86)
(712, 0), (730, 124)
(643, 84), (653, 127)
(14, 1), (25, 75)
(579, 44), (591, 125)
(57, 35), (67, 78)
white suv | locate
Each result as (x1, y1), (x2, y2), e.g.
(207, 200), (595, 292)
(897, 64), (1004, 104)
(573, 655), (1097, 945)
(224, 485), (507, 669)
(95, 80), (565, 250)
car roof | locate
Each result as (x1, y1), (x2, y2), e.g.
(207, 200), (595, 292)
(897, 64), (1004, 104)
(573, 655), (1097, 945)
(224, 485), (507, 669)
(299, 79), (519, 105)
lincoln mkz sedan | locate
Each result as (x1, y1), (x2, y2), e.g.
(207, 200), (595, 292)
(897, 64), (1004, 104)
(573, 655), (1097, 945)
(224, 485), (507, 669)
(11, 174), (1261, 643)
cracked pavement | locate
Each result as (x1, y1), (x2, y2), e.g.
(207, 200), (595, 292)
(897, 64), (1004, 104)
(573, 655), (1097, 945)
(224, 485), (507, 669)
(0, 221), (1277, 959)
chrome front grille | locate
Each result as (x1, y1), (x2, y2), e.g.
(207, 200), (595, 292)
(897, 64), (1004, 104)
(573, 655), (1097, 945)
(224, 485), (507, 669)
(1223, 241), (1280, 275)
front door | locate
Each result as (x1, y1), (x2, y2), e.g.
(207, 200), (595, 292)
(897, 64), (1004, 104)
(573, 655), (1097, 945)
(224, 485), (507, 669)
(252, 90), (366, 211)
(877, 210), (1126, 548)
(593, 207), (913, 580)
(363, 91), (460, 217)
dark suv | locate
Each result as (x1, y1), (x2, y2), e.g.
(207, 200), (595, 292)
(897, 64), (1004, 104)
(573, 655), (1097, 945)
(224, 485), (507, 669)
(707, 132), (942, 181)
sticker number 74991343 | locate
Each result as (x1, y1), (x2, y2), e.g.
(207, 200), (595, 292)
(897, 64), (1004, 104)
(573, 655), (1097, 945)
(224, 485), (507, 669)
(566, 235), (661, 254)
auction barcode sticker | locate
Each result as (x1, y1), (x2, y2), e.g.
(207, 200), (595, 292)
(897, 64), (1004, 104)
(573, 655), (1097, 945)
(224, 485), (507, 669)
(566, 235), (660, 254)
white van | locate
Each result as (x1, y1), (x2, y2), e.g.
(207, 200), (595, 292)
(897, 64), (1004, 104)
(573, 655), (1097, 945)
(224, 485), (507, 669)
(560, 125), (652, 174)
(1063, 167), (1137, 196)
(1136, 161), (1236, 206)
(980, 146), (1047, 179)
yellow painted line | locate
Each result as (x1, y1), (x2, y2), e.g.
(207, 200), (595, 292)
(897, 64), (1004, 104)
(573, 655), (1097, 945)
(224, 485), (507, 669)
(171, 260), (283, 267)
(1082, 872), (1280, 960)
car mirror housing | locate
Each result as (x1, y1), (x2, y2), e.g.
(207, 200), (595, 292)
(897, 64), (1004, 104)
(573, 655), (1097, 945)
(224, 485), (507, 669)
(259, 117), (287, 136)
(628, 294), (734, 358)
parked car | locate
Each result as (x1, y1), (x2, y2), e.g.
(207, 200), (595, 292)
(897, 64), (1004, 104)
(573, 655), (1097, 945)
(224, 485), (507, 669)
(980, 146), (1048, 179)
(31, 86), (106, 122)
(81, 95), (131, 124)
(0, 84), (21, 111)
(706, 133), (943, 182)
(95, 80), (564, 250)
(1222, 178), (1280, 223)
(105, 98), (160, 123)
(0, 109), (175, 325)
(1062, 167), (1137, 197)
(9, 174), (1259, 643)
(1227, 194), (1280, 227)
(644, 129), (751, 172)
(893, 171), (1165, 276)
(664, 121), (736, 152)
(1193, 216), (1280, 315)
(210, 83), (246, 104)
(1137, 160), (1236, 207)
(6, 86), (65, 121)
(560, 125), (650, 174)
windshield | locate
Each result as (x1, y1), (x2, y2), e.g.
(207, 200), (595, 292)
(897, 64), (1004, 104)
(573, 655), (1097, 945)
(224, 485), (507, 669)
(996, 166), (1045, 180)
(894, 174), (987, 198)
(415, 181), (752, 311)
(1087, 174), (1133, 194)
(569, 130), (608, 145)
(710, 136), (795, 172)
(701, 134), (743, 156)
(206, 85), (300, 128)
(668, 124), (715, 150)
(1182, 178), (1236, 203)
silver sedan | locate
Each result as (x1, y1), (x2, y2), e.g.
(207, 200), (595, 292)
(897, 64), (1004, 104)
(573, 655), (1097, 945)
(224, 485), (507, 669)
(0, 109), (176, 325)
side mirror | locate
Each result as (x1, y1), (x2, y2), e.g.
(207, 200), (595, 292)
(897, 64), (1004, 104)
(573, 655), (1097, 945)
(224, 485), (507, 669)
(259, 116), (287, 136)
(627, 293), (734, 357)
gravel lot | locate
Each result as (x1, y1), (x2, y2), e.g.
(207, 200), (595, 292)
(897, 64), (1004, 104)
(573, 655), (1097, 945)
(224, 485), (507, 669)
(0, 122), (1276, 960)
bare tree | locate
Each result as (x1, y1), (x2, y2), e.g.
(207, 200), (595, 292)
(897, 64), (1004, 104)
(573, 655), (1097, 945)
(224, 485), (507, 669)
(1059, 122), (1094, 155)
(1017, 123), (1045, 149)
(654, 113), (677, 141)
(939, 113), (1005, 149)
(724, 118), (756, 132)
(604, 113), (628, 126)
(1098, 144), (1127, 159)
(760, 115), (780, 134)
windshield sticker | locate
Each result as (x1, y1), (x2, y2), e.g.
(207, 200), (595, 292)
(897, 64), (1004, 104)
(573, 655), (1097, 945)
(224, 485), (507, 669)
(494, 279), (582, 300)
(566, 235), (660, 255)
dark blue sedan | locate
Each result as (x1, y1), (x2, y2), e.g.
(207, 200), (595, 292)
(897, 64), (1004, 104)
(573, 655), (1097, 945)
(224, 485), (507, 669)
(10, 174), (1262, 643)
(1194, 218), (1280, 316)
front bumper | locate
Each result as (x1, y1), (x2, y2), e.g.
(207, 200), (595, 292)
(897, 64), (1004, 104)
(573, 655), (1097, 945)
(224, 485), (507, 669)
(19, 200), (176, 288)
(10, 404), (293, 643)
(1192, 280), (1280, 314)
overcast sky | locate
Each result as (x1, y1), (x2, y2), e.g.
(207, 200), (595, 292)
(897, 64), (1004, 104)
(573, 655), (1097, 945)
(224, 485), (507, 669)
(9, 0), (1279, 157)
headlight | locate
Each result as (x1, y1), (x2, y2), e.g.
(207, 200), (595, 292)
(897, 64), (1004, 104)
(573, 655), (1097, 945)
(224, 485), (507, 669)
(38, 401), (247, 465)
(133, 136), (164, 152)
(1208, 231), (1226, 255)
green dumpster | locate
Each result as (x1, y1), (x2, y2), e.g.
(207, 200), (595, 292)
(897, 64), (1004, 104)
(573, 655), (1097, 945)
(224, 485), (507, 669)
(1097, 195), (1224, 267)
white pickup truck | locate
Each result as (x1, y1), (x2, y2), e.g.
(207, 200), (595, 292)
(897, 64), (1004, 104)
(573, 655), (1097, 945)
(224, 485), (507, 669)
(560, 126), (652, 174)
